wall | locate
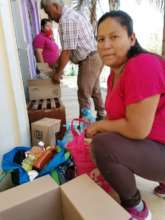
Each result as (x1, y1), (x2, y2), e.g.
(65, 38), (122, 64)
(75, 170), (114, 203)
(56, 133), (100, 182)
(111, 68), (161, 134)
(0, 0), (30, 188)
(10, 0), (40, 98)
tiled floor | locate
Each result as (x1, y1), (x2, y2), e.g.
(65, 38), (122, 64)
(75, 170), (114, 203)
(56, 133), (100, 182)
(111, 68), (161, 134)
(61, 75), (165, 220)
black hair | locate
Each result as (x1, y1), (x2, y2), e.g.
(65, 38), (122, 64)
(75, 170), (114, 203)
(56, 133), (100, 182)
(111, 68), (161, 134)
(41, 18), (51, 29)
(97, 10), (148, 59)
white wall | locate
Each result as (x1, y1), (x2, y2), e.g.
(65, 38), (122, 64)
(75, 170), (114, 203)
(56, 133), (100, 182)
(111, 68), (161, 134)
(0, 0), (30, 172)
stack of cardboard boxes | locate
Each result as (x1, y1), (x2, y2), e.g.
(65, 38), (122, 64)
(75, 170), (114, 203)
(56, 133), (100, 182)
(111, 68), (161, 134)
(27, 71), (66, 144)
(1, 64), (131, 219)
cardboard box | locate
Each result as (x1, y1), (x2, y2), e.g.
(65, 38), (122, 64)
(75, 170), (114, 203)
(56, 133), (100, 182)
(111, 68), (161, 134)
(28, 79), (61, 101)
(0, 174), (131, 220)
(31, 117), (61, 146)
(28, 99), (66, 140)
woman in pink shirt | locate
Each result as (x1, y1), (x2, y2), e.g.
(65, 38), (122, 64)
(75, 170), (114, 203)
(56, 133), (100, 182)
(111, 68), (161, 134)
(33, 18), (60, 67)
(86, 11), (165, 220)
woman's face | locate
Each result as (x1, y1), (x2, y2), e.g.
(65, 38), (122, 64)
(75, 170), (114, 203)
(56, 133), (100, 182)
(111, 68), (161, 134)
(43, 22), (52, 32)
(97, 17), (136, 68)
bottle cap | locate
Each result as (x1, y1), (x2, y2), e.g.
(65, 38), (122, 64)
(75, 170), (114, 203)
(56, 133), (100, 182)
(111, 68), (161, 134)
(38, 141), (45, 148)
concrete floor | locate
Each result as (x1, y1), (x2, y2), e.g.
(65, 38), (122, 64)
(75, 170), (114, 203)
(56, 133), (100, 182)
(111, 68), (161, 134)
(61, 75), (165, 220)
(136, 177), (165, 220)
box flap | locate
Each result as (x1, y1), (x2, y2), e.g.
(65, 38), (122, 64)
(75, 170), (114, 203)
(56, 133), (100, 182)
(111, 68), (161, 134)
(29, 79), (56, 87)
(32, 117), (61, 127)
(0, 176), (63, 220)
(61, 174), (131, 220)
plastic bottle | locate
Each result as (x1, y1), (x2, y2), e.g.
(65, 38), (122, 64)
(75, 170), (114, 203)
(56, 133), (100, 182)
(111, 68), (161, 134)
(22, 154), (36, 172)
(38, 141), (45, 150)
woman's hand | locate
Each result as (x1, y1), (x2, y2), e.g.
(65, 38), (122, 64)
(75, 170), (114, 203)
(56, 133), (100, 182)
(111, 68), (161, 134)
(85, 121), (103, 138)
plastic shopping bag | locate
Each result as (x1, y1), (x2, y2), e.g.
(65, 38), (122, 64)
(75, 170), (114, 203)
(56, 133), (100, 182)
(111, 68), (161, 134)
(67, 118), (112, 193)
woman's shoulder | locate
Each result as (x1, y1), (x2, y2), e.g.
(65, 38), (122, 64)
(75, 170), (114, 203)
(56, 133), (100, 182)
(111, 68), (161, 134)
(125, 53), (164, 75)
(34, 32), (46, 40)
(127, 53), (162, 67)
(123, 53), (164, 81)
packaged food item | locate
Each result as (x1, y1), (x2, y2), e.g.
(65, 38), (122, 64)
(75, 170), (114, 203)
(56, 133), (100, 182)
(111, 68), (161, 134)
(26, 146), (44, 160)
(33, 147), (56, 170)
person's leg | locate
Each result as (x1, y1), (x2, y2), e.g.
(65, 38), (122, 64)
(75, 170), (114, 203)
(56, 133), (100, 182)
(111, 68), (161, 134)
(90, 54), (105, 119)
(77, 60), (91, 115)
(77, 53), (104, 117)
(91, 75), (105, 120)
(92, 132), (165, 219)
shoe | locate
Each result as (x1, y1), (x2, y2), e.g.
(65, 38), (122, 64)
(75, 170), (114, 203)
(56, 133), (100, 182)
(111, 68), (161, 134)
(154, 183), (165, 198)
(96, 114), (105, 121)
(96, 116), (104, 121)
(128, 201), (152, 220)
(96, 110), (105, 121)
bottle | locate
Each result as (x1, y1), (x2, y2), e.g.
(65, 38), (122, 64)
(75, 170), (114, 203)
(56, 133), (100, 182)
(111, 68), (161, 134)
(22, 154), (36, 172)
(38, 141), (45, 150)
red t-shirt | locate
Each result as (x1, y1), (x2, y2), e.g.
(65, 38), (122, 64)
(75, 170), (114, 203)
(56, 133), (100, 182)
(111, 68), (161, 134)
(105, 53), (165, 143)
(33, 32), (59, 65)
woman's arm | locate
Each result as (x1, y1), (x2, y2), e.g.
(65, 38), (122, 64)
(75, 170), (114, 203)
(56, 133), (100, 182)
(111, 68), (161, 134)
(52, 50), (71, 83)
(35, 49), (44, 63)
(86, 95), (160, 139)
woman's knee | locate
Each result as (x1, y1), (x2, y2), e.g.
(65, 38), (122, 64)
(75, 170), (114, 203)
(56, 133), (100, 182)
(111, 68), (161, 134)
(92, 132), (122, 160)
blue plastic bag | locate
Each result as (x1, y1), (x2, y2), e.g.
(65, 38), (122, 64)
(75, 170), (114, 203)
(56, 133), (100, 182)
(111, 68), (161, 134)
(1, 145), (70, 185)
(2, 146), (31, 184)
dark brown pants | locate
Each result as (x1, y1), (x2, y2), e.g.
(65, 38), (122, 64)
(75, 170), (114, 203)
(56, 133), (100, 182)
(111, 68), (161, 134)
(77, 53), (104, 116)
(92, 132), (165, 208)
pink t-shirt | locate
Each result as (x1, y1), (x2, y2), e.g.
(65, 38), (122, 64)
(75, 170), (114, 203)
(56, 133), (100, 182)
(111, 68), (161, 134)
(33, 32), (60, 65)
(105, 53), (165, 143)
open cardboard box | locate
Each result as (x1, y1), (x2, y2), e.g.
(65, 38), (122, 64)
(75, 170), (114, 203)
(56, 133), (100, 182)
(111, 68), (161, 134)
(0, 174), (131, 220)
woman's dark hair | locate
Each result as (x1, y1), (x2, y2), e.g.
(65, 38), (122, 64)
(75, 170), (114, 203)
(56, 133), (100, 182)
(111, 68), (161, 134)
(97, 10), (148, 59)
(41, 18), (51, 29)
